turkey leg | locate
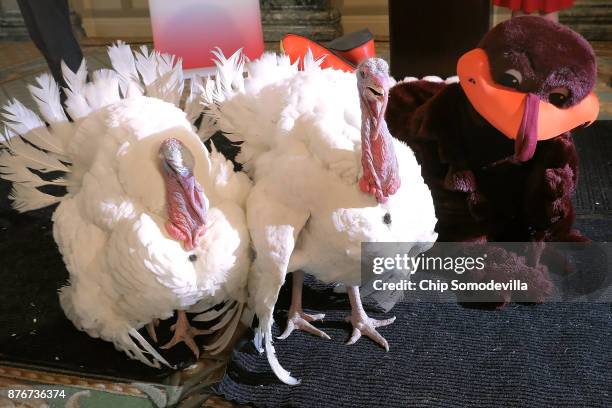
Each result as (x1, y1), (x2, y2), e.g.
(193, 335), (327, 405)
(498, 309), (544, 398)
(161, 310), (210, 358)
(277, 271), (331, 340)
(345, 286), (395, 350)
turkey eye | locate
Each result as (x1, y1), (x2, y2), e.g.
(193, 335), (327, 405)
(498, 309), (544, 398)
(383, 212), (392, 225)
(499, 69), (523, 89)
(360, 71), (366, 78)
(188, 254), (197, 262)
(549, 87), (570, 107)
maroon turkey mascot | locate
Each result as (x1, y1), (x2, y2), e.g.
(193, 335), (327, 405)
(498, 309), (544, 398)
(386, 16), (599, 305)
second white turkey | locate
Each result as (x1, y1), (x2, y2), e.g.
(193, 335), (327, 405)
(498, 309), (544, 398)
(203, 51), (438, 384)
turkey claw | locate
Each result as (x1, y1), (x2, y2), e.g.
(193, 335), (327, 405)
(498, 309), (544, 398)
(146, 319), (160, 343)
(277, 311), (330, 340)
(344, 315), (396, 351)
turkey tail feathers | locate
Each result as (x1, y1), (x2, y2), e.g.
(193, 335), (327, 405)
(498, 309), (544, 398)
(128, 329), (174, 369)
(28, 73), (67, 125)
(192, 299), (236, 321)
(203, 302), (244, 355)
(134, 45), (184, 106)
(1, 41), (216, 213)
(0, 97), (71, 212)
(200, 48), (321, 164)
(192, 300), (246, 355)
(62, 60), (91, 120)
(2, 100), (66, 157)
(107, 40), (143, 98)
(199, 48), (248, 141)
(59, 284), (173, 369)
(8, 183), (63, 212)
(84, 69), (121, 110)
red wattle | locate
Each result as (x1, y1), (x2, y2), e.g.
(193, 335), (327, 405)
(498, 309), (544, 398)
(164, 172), (207, 250)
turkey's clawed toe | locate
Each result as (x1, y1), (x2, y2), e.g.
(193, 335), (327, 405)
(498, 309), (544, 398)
(146, 318), (160, 343)
(161, 311), (210, 359)
(344, 314), (396, 351)
(277, 311), (330, 340)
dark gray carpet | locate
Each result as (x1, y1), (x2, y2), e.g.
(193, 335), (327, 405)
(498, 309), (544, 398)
(218, 302), (611, 408)
(574, 121), (612, 213)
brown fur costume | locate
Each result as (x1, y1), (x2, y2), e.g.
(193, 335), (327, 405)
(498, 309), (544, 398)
(386, 17), (597, 304)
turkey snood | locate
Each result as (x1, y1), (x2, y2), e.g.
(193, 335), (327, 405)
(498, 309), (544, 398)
(357, 58), (400, 203)
(159, 138), (207, 250)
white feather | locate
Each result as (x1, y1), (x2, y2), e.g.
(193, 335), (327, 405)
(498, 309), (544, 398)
(152, 53), (184, 105)
(264, 318), (300, 385)
(134, 46), (157, 86)
(191, 299), (235, 320)
(0, 153), (66, 187)
(2, 100), (66, 156)
(62, 59), (88, 94)
(184, 74), (204, 124)
(28, 73), (68, 124)
(108, 40), (143, 97)
(84, 69), (121, 110)
(204, 302), (243, 354)
(62, 59), (91, 119)
(134, 46), (185, 105)
(2, 98), (44, 134)
(9, 183), (62, 212)
(1, 128), (69, 172)
(302, 47), (326, 71)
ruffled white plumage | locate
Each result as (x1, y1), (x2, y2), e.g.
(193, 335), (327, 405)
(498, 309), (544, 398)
(1, 43), (251, 367)
(202, 50), (438, 384)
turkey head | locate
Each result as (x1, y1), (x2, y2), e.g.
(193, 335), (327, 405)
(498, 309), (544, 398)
(357, 58), (401, 203)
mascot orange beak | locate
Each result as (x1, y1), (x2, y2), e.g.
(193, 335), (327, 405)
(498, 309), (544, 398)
(457, 48), (599, 161)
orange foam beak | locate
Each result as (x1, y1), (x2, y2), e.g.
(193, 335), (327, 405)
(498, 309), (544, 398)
(457, 48), (599, 144)
(280, 33), (356, 72)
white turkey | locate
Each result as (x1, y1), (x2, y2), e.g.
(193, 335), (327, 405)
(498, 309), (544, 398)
(202, 51), (438, 384)
(0, 42), (252, 368)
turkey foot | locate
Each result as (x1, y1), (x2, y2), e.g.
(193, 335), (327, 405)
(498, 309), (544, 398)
(345, 286), (396, 351)
(161, 310), (210, 358)
(146, 318), (160, 343)
(277, 271), (330, 340)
